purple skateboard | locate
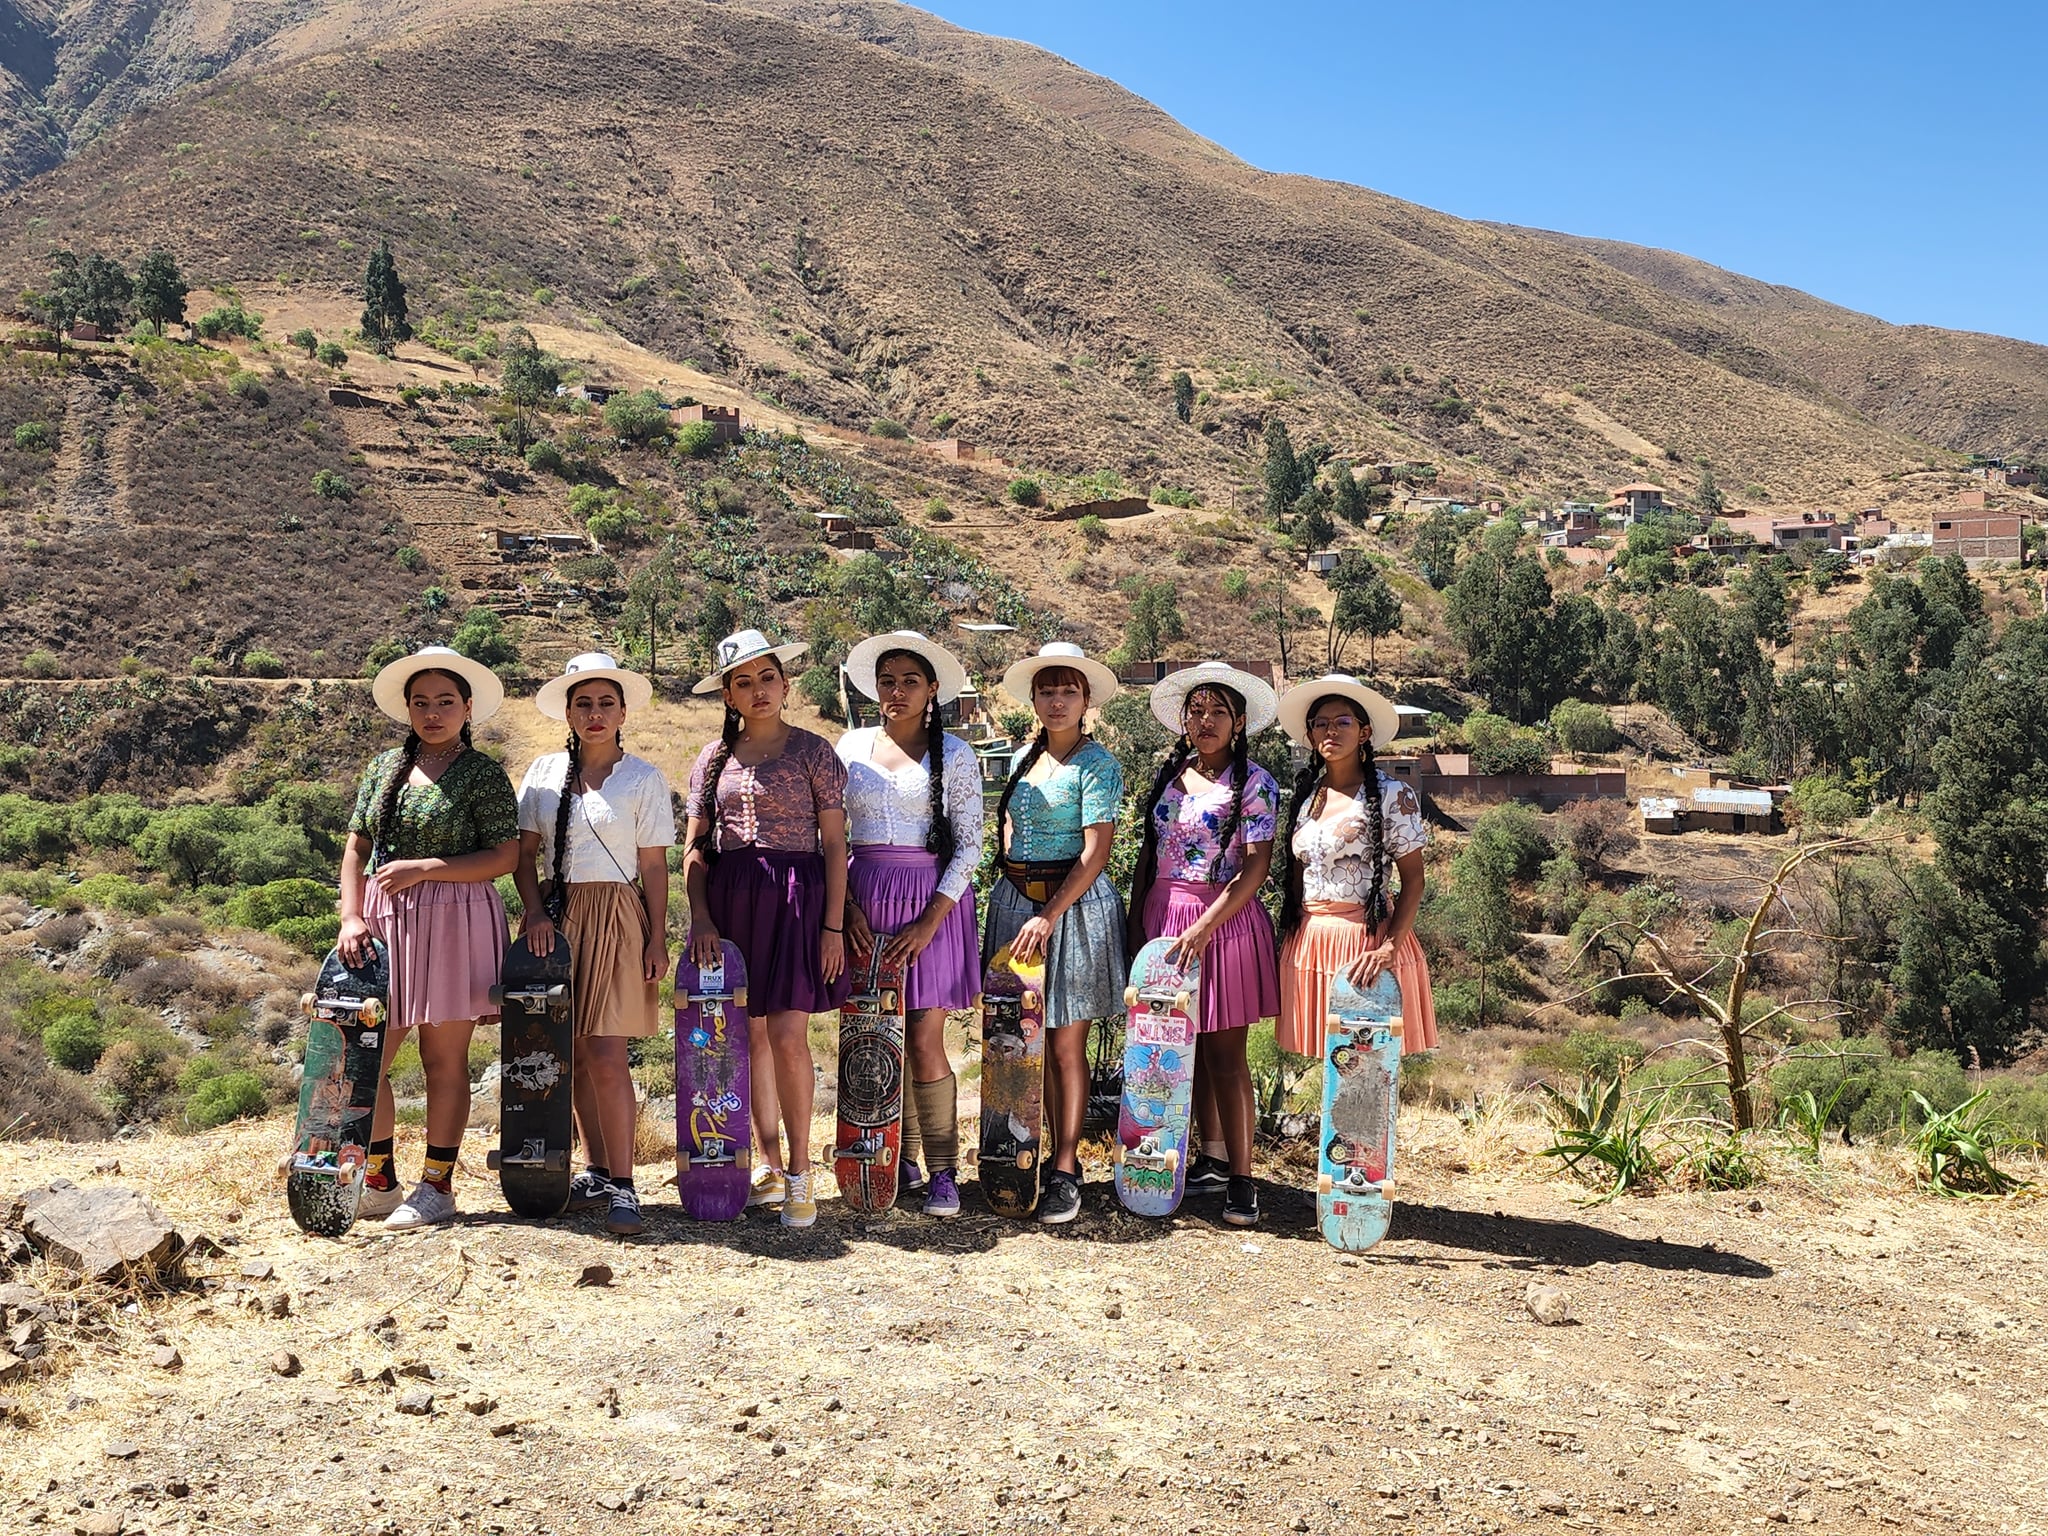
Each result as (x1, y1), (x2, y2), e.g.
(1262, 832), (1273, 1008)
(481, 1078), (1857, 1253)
(675, 942), (751, 1221)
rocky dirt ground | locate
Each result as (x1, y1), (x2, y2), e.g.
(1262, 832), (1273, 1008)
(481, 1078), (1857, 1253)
(1, 1105), (2044, 1536)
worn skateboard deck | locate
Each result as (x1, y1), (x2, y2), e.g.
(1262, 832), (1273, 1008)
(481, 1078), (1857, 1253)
(977, 945), (1048, 1218)
(287, 942), (390, 1237)
(1317, 972), (1403, 1252)
(834, 945), (907, 1215)
(1113, 938), (1199, 1218)
(487, 934), (574, 1219)
(675, 942), (752, 1221)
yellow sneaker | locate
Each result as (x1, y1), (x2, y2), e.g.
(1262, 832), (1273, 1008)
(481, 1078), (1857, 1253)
(780, 1169), (817, 1229)
(747, 1166), (786, 1208)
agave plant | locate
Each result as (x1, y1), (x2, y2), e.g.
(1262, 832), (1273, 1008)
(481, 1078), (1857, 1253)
(1776, 1081), (1850, 1163)
(1538, 1073), (1664, 1202)
(1907, 1090), (2030, 1198)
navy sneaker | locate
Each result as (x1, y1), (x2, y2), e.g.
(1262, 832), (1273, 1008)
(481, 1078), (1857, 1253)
(1037, 1171), (1082, 1225)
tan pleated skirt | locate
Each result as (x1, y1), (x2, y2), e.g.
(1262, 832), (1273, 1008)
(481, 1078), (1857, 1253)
(562, 881), (659, 1038)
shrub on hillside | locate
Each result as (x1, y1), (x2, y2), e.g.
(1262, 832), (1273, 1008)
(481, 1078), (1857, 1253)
(870, 417), (909, 440)
(0, 793), (75, 863)
(524, 440), (566, 475)
(223, 878), (334, 932)
(395, 544), (425, 571)
(289, 328), (317, 354)
(451, 607), (518, 668)
(241, 648), (285, 678)
(673, 421), (719, 458)
(71, 873), (160, 916)
(181, 1064), (271, 1130)
(315, 341), (347, 368)
(602, 390), (672, 446)
(13, 421), (52, 451)
(133, 805), (324, 888)
(1008, 477), (1043, 507)
(21, 649), (60, 678)
(270, 913), (342, 956)
(192, 303), (262, 340)
(311, 469), (354, 500)
(43, 1010), (108, 1072)
(95, 1024), (188, 1121)
(227, 371), (269, 406)
(1549, 699), (1620, 757)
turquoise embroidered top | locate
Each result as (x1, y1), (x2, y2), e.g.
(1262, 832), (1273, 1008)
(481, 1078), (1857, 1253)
(1001, 740), (1124, 862)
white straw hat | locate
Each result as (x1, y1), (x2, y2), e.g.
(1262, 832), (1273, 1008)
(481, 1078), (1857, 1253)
(1276, 673), (1400, 749)
(844, 630), (971, 705)
(370, 646), (505, 725)
(1148, 661), (1278, 736)
(999, 641), (1119, 707)
(692, 628), (810, 694)
(534, 652), (653, 721)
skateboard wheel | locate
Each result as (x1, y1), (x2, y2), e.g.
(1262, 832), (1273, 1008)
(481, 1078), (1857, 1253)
(1173, 991), (1190, 1013)
(677, 1151), (691, 1170)
(1163, 1148), (1180, 1172)
(486, 1149), (502, 1170)
(1123, 985), (1138, 1007)
(734, 987), (748, 1009)
(301, 991), (316, 1017)
(1379, 1179), (1395, 1196)
(1317, 1173), (1333, 1194)
(487, 984), (506, 1005)
(360, 1000), (384, 1027)
(1112, 1142), (1125, 1165)
(1325, 1012), (1340, 1034)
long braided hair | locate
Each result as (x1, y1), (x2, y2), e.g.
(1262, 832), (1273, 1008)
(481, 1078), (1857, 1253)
(1278, 693), (1386, 941)
(876, 648), (955, 868)
(548, 679), (627, 922)
(690, 703), (745, 865)
(994, 663), (1091, 860)
(1128, 684), (1250, 923)
(373, 668), (474, 868)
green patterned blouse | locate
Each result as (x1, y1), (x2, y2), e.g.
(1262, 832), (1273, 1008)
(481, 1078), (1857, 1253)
(348, 746), (520, 865)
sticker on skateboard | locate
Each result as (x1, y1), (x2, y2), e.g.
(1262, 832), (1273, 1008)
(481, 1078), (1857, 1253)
(287, 941), (390, 1238)
(676, 941), (752, 1220)
(978, 944), (1047, 1218)
(1113, 938), (1199, 1218)
(834, 943), (907, 1215)
(1317, 971), (1403, 1252)
(488, 933), (574, 1219)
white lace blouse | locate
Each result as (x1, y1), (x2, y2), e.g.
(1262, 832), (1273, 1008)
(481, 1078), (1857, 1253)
(836, 727), (985, 902)
(1290, 775), (1428, 908)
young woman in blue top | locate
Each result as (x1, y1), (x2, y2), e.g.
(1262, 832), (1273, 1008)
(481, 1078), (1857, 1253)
(982, 642), (1126, 1225)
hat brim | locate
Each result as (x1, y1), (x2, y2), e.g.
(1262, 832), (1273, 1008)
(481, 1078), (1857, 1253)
(535, 666), (654, 721)
(845, 632), (971, 705)
(1148, 665), (1279, 736)
(691, 641), (810, 694)
(371, 650), (505, 725)
(1277, 676), (1400, 749)
(1000, 653), (1120, 708)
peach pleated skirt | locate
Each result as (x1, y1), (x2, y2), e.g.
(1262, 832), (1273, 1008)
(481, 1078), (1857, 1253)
(1276, 901), (1437, 1058)
(562, 881), (659, 1038)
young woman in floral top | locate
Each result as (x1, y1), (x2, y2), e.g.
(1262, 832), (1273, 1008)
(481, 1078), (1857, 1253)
(339, 647), (521, 1230)
(683, 629), (851, 1230)
(1125, 662), (1283, 1228)
(1274, 675), (1437, 1061)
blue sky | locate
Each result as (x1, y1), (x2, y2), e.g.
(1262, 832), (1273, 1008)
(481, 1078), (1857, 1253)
(916, 1), (2048, 346)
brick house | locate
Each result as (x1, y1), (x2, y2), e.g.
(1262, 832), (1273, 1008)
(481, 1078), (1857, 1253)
(1606, 483), (1668, 522)
(1931, 513), (2023, 562)
(672, 403), (745, 445)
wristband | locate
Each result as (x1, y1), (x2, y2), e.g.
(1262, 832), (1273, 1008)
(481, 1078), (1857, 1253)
(823, 924), (843, 933)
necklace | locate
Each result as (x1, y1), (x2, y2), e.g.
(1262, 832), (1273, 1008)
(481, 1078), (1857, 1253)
(417, 741), (464, 769)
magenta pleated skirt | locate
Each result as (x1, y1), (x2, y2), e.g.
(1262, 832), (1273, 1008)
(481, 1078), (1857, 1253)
(708, 848), (853, 1017)
(362, 877), (508, 1029)
(1139, 876), (1281, 1033)
(847, 845), (981, 1012)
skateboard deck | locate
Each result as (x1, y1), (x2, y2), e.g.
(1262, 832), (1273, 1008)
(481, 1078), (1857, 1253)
(287, 942), (390, 1237)
(487, 933), (574, 1219)
(977, 945), (1048, 1218)
(1317, 972), (1403, 1252)
(834, 944), (907, 1215)
(675, 942), (752, 1220)
(1113, 938), (1199, 1218)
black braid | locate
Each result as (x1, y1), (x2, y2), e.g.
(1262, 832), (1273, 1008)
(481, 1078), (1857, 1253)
(1362, 737), (1388, 931)
(373, 732), (422, 868)
(1128, 733), (1192, 924)
(994, 728), (1049, 860)
(1276, 756), (1325, 941)
(1213, 726), (1252, 887)
(923, 699), (955, 867)
(692, 705), (743, 864)
(548, 729), (580, 924)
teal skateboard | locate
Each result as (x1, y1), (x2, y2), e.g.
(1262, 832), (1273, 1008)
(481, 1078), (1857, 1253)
(1317, 972), (1402, 1252)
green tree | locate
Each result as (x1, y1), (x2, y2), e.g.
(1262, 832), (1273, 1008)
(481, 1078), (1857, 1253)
(1262, 417), (1298, 521)
(1697, 462), (1725, 517)
(1449, 804), (1538, 1024)
(1549, 698), (1620, 758)
(1411, 507), (1461, 589)
(1445, 523), (1599, 723)
(497, 328), (561, 453)
(1171, 370), (1194, 423)
(1332, 463), (1368, 526)
(604, 389), (673, 446)
(1294, 492), (1337, 552)
(693, 586), (737, 665)
(1111, 576), (1186, 664)
(1325, 551), (1402, 670)
(451, 607), (518, 669)
(1741, 558), (1790, 648)
(621, 539), (689, 675)
(359, 238), (412, 353)
(134, 249), (188, 336)
(23, 249), (85, 364)
(77, 252), (131, 334)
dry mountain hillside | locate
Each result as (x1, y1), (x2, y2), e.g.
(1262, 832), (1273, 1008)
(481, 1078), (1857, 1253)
(0, 0), (2042, 504)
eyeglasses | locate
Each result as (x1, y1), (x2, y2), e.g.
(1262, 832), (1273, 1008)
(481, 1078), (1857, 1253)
(1307, 715), (1360, 734)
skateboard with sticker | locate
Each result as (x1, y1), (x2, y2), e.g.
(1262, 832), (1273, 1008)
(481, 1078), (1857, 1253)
(287, 941), (390, 1237)
(976, 945), (1048, 1218)
(487, 933), (575, 1219)
(833, 944), (907, 1215)
(1317, 972), (1403, 1252)
(1113, 938), (1199, 1218)
(675, 941), (752, 1221)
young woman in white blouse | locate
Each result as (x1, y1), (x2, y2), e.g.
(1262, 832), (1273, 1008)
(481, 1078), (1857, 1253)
(837, 632), (985, 1219)
(513, 654), (676, 1236)
(1274, 675), (1439, 1060)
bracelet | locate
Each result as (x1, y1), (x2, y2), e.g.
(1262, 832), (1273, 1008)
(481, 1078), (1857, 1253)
(823, 924), (843, 934)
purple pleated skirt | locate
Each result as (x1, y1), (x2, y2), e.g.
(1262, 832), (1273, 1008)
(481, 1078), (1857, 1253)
(1139, 876), (1281, 1033)
(847, 845), (981, 1012)
(708, 848), (853, 1017)
(362, 877), (508, 1029)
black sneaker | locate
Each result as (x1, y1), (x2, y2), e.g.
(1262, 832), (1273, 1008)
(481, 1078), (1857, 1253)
(1037, 1171), (1082, 1225)
(1186, 1155), (1230, 1193)
(569, 1170), (614, 1211)
(1221, 1176), (1260, 1228)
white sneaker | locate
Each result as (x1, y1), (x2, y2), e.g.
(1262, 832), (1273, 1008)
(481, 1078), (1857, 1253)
(779, 1169), (817, 1229)
(358, 1181), (404, 1219)
(384, 1181), (457, 1229)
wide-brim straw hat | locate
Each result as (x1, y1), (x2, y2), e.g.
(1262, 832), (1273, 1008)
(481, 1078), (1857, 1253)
(692, 628), (810, 694)
(1149, 661), (1279, 737)
(844, 630), (970, 705)
(535, 652), (653, 721)
(1000, 641), (1119, 707)
(370, 646), (505, 725)
(1277, 673), (1400, 749)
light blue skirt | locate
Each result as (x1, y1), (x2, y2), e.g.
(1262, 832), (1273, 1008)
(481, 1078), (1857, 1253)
(982, 871), (1127, 1031)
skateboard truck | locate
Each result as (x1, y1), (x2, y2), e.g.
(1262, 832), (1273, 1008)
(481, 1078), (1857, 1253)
(303, 991), (385, 1026)
(1326, 1012), (1403, 1040)
(487, 1139), (570, 1172)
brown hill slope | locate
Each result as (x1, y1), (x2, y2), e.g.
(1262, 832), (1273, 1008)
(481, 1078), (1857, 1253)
(0, 0), (2040, 506)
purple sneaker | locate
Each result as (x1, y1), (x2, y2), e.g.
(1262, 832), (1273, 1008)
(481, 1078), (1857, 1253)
(923, 1169), (960, 1219)
(901, 1158), (926, 1194)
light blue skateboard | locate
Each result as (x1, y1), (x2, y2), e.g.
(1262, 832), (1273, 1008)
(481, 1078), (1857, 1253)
(1113, 939), (1199, 1218)
(1317, 973), (1403, 1252)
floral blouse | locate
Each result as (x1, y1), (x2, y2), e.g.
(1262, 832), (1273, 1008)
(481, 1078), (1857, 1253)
(1290, 774), (1427, 909)
(348, 746), (520, 865)
(1151, 762), (1281, 884)
(1002, 740), (1123, 862)
(836, 727), (985, 901)
(688, 727), (846, 854)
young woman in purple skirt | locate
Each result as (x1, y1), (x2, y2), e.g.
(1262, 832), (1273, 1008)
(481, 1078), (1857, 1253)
(837, 631), (985, 1219)
(1125, 662), (1283, 1230)
(683, 629), (851, 1230)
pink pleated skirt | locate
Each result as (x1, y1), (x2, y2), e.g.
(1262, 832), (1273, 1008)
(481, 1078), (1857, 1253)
(1139, 877), (1280, 1033)
(1276, 901), (1437, 1058)
(362, 877), (508, 1029)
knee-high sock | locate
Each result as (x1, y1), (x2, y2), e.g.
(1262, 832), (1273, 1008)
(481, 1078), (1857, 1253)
(912, 1073), (958, 1172)
(899, 1071), (923, 1169)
